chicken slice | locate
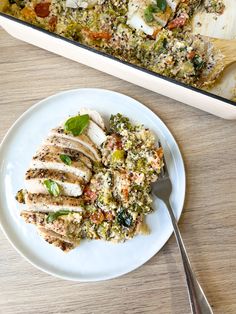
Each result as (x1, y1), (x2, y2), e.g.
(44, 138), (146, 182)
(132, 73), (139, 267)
(25, 169), (85, 197)
(166, 0), (180, 11)
(80, 108), (105, 130)
(86, 120), (107, 147)
(44, 135), (97, 162)
(38, 145), (92, 169)
(38, 228), (77, 252)
(38, 227), (80, 245)
(24, 193), (84, 212)
(50, 127), (101, 161)
(31, 146), (92, 182)
(21, 210), (45, 226)
(21, 210), (83, 236)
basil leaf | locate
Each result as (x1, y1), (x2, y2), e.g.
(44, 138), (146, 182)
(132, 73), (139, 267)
(46, 210), (72, 223)
(144, 6), (154, 23)
(117, 209), (133, 228)
(64, 114), (89, 136)
(60, 154), (72, 166)
(193, 55), (205, 70)
(156, 0), (167, 12)
(43, 179), (60, 197)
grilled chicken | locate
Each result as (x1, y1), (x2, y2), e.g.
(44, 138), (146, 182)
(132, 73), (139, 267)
(21, 210), (45, 225)
(25, 169), (85, 197)
(38, 227), (80, 245)
(166, 0), (180, 11)
(21, 210), (82, 251)
(86, 120), (107, 147)
(36, 145), (93, 169)
(44, 135), (98, 162)
(24, 193), (84, 212)
(50, 127), (101, 161)
(38, 228), (77, 252)
(19, 110), (107, 251)
(80, 108), (106, 130)
(21, 210), (83, 235)
(31, 146), (92, 182)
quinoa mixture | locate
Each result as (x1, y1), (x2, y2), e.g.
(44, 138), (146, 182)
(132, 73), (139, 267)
(1, 0), (225, 87)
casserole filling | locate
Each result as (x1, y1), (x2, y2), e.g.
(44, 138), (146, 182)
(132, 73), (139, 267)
(1, 0), (225, 87)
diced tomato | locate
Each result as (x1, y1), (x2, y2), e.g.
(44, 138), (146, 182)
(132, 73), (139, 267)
(167, 13), (188, 30)
(84, 186), (97, 203)
(104, 211), (113, 222)
(87, 31), (112, 40)
(35, 2), (50, 18)
(107, 134), (123, 150)
(90, 211), (105, 224)
(187, 50), (196, 60)
(122, 188), (129, 201)
(49, 15), (57, 31)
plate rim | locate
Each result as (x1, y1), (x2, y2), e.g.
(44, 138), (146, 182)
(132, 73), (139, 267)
(0, 88), (186, 281)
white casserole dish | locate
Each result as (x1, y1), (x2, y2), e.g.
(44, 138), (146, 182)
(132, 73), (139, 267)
(0, 12), (236, 119)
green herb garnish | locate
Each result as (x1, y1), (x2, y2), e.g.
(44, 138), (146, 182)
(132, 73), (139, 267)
(144, 0), (167, 22)
(43, 179), (60, 197)
(144, 6), (155, 23)
(192, 55), (205, 70)
(117, 209), (133, 228)
(156, 0), (167, 12)
(46, 210), (72, 223)
(60, 154), (72, 166)
(64, 114), (89, 136)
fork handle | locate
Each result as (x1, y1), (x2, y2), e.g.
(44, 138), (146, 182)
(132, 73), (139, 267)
(165, 201), (213, 314)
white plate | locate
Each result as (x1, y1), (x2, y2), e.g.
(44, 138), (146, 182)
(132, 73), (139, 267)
(0, 89), (185, 281)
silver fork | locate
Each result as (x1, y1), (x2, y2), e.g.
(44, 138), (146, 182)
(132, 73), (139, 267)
(152, 157), (214, 314)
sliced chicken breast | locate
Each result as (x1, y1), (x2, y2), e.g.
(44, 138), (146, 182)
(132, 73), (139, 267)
(50, 127), (101, 161)
(21, 210), (45, 226)
(166, 0), (180, 11)
(80, 108), (105, 130)
(44, 135), (97, 162)
(86, 120), (107, 147)
(38, 228), (77, 252)
(31, 146), (92, 182)
(25, 169), (85, 197)
(37, 145), (93, 169)
(25, 193), (84, 212)
(38, 227), (80, 245)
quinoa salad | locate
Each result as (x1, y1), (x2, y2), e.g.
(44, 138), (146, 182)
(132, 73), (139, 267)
(17, 110), (164, 252)
(1, 0), (225, 88)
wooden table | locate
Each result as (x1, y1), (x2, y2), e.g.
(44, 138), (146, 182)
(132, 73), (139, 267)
(0, 27), (236, 314)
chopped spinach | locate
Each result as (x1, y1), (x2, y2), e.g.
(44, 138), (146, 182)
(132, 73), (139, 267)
(117, 209), (133, 228)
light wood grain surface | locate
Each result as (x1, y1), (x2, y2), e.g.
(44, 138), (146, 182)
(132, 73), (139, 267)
(0, 27), (236, 314)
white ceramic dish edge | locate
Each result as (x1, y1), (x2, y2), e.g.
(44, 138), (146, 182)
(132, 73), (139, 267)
(0, 14), (236, 120)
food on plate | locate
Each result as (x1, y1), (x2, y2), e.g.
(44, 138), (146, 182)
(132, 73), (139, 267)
(16, 110), (164, 252)
(1, 0), (225, 88)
